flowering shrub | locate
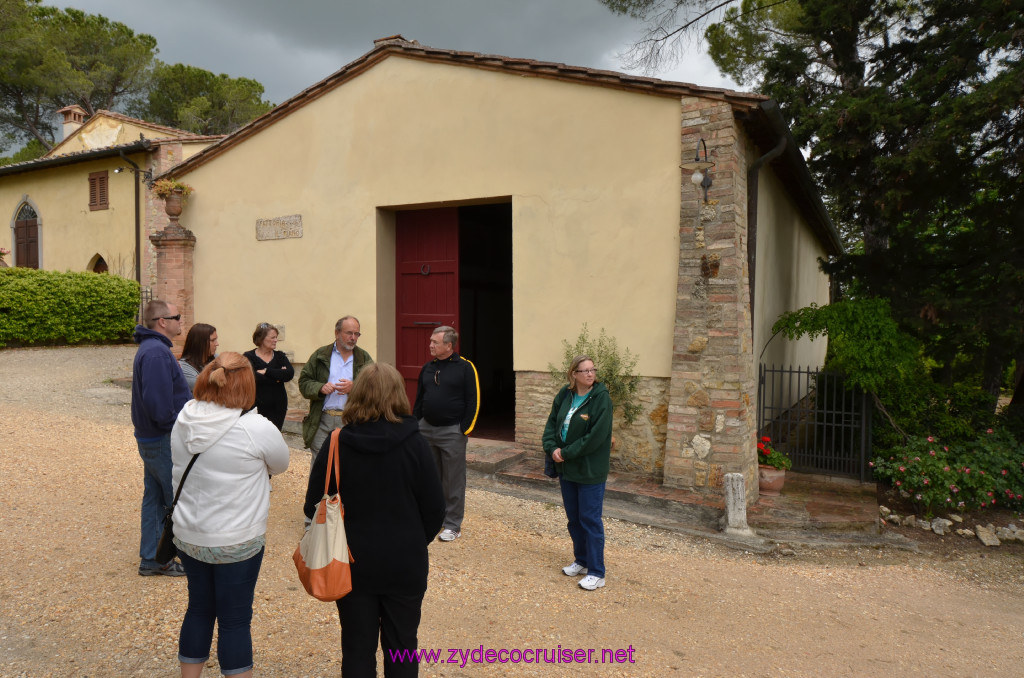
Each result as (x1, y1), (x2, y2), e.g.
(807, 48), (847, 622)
(0, 246), (10, 260)
(872, 430), (1024, 517)
(757, 436), (792, 470)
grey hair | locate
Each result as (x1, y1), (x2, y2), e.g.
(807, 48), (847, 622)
(432, 325), (458, 347)
(335, 315), (360, 332)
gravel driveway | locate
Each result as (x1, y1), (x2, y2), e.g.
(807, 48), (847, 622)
(1, 345), (1022, 677)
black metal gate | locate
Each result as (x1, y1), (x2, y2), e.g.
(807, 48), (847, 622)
(757, 365), (872, 481)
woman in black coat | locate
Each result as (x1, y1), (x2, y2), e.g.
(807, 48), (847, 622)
(304, 363), (445, 678)
(244, 322), (294, 429)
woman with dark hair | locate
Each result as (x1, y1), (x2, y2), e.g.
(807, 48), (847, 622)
(304, 363), (445, 678)
(243, 322), (294, 430)
(542, 354), (613, 591)
(178, 323), (218, 390)
(171, 352), (290, 678)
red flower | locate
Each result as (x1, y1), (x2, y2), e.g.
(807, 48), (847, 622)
(761, 436), (771, 442)
(927, 436), (935, 442)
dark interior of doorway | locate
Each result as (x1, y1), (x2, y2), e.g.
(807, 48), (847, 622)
(458, 203), (514, 441)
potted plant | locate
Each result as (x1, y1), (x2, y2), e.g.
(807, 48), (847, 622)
(151, 178), (193, 221)
(0, 246), (10, 267)
(151, 178), (193, 201)
(757, 435), (792, 495)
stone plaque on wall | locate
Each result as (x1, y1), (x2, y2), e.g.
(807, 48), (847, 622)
(255, 214), (302, 241)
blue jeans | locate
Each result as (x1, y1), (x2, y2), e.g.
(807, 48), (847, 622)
(179, 548), (265, 675)
(137, 435), (174, 567)
(559, 479), (606, 578)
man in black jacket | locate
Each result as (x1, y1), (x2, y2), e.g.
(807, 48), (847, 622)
(413, 326), (480, 541)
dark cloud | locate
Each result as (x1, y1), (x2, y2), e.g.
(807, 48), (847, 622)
(62, 0), (739, 103)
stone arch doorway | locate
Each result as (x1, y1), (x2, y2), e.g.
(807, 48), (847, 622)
(12, 202), (40, 268)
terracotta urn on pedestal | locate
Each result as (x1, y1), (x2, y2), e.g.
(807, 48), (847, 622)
(164, 187), (184, 223)
(757, 465), (786, 496)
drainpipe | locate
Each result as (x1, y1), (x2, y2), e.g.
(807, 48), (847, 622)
(118, 149), (151, 286)
(747, 135), (787, 334)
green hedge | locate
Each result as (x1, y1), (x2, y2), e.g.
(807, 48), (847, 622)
(0, 268), (139, 347)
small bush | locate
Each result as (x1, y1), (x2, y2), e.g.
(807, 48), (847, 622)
(0, 268), (139, 346)
(872, 430), (1024, 517)
(548, 324), (641, 426)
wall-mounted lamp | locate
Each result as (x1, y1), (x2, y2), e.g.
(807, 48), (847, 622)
(680, 138), (714, 202)
(114, 165), (154, 186)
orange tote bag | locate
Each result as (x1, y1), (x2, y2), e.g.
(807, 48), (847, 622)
(293, 428), (354, 601)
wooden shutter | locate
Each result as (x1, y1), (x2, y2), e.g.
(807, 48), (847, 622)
(89, 171), (109, 210)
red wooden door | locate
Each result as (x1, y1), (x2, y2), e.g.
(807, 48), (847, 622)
(14, 219), (39, 269)
(396, 208), (459, 405)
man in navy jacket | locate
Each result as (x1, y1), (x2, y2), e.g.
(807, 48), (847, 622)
(131, 299), (191, 576)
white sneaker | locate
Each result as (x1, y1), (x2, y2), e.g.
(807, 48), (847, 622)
(562, 562), (588, 576)
(438, 529), (461, 542)
(578, 575), (605, 591)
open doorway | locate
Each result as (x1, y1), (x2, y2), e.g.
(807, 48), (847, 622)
(394, 201), (514, 441)
(458, 203), (514, 440)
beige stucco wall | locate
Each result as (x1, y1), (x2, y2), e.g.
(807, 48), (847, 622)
(1, 154), (147, 275)
(49, 118), (161, 157)
(751, 165), (830, 370)
(178, 55), (683, 373)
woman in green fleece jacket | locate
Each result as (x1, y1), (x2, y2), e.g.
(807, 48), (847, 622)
(542, 354), (613, 591)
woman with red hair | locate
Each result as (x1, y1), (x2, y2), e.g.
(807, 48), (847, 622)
(171, 352), (290, 677)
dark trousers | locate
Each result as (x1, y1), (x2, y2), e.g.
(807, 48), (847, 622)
(178, 548), (265, 675)
(337, 590), (424, 678)
(137, 434), (173, 567)
(560, 478), (607, 578)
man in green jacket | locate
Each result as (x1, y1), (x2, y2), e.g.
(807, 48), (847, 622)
(298, 316), (373, 465)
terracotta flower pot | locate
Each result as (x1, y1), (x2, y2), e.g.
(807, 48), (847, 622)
(758, 465), (786, 496)
(163, 188), (183, 219)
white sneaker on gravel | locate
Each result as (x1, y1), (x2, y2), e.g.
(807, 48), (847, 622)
(578, 575), (605, 590)
(562, 562), (587, 576)
(438, 529), (461, 542)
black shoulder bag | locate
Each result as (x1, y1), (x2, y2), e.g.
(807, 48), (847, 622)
(155, 453), (200, 564)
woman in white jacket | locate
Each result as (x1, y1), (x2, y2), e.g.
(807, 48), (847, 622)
(171, 352), (290, 678)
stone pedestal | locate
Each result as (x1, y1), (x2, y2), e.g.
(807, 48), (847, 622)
(149, 223), (196, 352)
(721, 472), (756, 537)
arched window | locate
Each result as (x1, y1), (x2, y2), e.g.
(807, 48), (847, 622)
(13, 202), (40, 268)
(89, 254), (108, 273)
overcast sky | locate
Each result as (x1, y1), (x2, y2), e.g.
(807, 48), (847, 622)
(61, 0), (740, 105)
